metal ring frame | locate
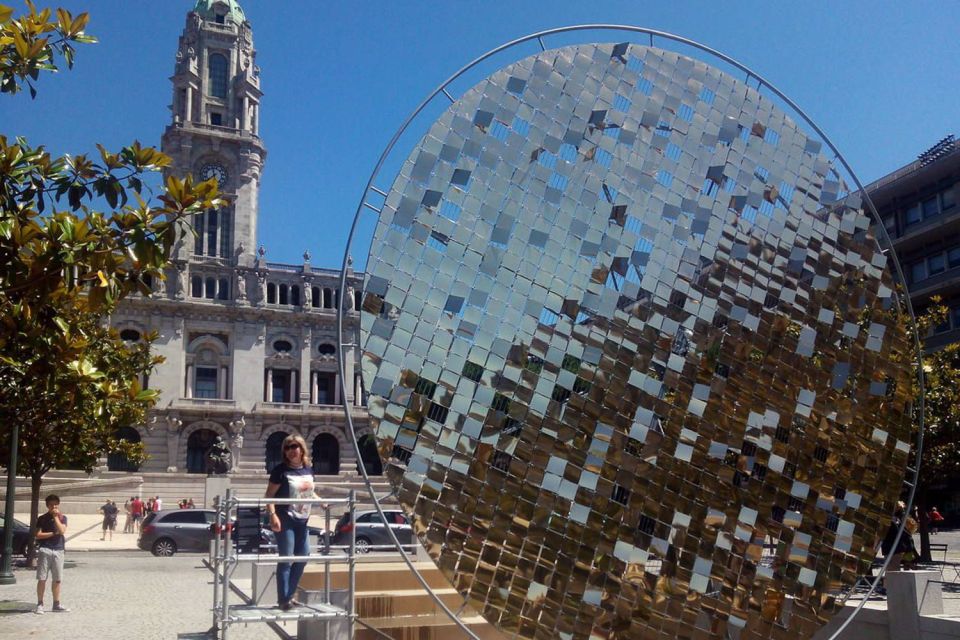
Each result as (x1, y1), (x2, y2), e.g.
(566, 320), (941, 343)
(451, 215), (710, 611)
(336, 25), (926, 640)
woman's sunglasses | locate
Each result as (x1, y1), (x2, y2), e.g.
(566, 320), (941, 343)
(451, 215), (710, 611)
(284, 444), (301, 451)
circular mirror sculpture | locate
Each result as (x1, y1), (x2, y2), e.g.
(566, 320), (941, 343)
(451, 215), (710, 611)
(358, 42), (914, 640)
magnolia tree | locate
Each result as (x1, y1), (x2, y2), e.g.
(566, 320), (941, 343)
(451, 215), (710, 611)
(0, 2), (223, 558)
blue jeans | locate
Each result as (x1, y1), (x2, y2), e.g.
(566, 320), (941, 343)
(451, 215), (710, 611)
(275, 516), (309, 604)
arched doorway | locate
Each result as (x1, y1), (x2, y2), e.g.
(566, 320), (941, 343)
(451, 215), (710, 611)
(108, 426), (142, 472)
(264, 431), (289, 472)
(186, 428), (219, 474)
(357, 434), (382, 476)
(312, 433), (339, 475)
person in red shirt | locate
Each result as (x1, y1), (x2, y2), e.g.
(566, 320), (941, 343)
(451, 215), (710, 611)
(130, 496), (144, 532)
(929, 506), (946, 535)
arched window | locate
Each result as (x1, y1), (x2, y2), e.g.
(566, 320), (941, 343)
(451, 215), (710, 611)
(194, 211), (205, 254)
(120, 329), (141, 343)
(205, 277), (216, 299)
(312, 433), (340, 475)
(107, 426), (142, 472)
(264, 431), (288, 472)
(206, 210), (218, 256)
(323, 288), (333, 309)
(191, 276), (203, 298)
(218, 278), (229, 300)
(279, 284), (288, 305)
(273, 339), (292, 354)
(218, 208), (231, 258)
(208, 53), (228, 99)
(186, 428), (219, 474)
(291, 285), (300, 306)
(267, 282), (277, 304)
(311, 286), (321, 308)
(357, 434), (382, 476)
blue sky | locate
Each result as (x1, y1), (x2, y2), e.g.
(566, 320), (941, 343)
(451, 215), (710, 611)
(3, 0), (958, 269)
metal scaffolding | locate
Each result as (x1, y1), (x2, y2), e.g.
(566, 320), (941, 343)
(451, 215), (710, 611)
(208, 488), (357, 640)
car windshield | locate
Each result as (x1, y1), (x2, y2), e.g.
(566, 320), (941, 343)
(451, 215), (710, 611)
(0, 514), (26, 528)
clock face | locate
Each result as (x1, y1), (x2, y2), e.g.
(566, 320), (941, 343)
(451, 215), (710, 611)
(199, 163), (228, 186)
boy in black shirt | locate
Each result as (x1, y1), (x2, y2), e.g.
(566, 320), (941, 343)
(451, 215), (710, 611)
(34, 494), (69, 614)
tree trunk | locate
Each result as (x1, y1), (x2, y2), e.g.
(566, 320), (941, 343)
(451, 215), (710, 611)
(26, 472), (42, 568)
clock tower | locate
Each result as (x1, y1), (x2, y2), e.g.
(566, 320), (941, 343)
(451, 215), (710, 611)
(162, 0), (266, 268)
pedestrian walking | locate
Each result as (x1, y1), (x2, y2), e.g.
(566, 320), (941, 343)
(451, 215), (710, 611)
(99, 500), (118, 541)
(34, 494), (69, 614)
(123, 498), (133, 533)
(929, 506), (946, 535)
(881, 501), (917, 572)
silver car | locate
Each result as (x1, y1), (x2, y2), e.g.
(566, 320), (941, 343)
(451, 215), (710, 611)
(329, 509), (413, 554)
(138, 509), (217, 556)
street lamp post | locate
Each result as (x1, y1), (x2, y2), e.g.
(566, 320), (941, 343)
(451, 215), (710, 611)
(0, 421), (19, 584)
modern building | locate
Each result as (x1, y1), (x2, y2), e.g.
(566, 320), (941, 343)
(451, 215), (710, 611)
(107, 0), (375, 477)
(867, 135), (960, 350)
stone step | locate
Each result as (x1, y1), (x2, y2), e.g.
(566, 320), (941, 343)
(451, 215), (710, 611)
(356, 588), (466, 619)
(301, 561), (455, 592)
(355, 613), (499, 640)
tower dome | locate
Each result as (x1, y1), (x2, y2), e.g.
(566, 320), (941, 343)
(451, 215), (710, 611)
(193, 0), (245, 24)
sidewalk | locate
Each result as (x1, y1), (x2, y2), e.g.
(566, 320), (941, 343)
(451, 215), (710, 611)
(12, 510), (331, 552)
(9, 511), (137, 551)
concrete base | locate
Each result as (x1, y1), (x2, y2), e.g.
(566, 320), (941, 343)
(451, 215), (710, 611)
(204, 476), (230, 509)
(813, 570), (954, 640)
(251, 562), (277, 606)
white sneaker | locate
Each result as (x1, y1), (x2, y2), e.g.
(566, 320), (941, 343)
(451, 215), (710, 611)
(34, 604), (44, 615)
(52, 603), (69, 613)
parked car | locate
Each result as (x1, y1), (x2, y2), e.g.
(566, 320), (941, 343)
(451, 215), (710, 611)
(0, 513), (30, 557)
(139, 509), (218, 556)
(139, 508), (278, 557)
(329, 509), (413, 553)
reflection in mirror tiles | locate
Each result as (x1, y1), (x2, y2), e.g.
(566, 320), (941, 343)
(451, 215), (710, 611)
(359, 43), (915, 639)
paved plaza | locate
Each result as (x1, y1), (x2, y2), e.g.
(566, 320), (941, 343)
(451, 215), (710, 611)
(2, 513), (960, 639)
(0, 514), (288, 639)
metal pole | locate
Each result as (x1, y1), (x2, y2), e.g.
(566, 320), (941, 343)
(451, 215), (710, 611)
(211, 494), (221, 634)
(324, 501), (331, 639)
(324, 503), (331, 604)
(0, 422), (19, 585)
(221, 488), (232, 640)
(348, 489), (356, 640)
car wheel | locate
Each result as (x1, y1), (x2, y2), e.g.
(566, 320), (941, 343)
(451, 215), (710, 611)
(152, 538), (177, 557)
(355, 536), (371, 554)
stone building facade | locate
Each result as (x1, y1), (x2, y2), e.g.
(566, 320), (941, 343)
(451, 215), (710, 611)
(108, 0), (373, 477)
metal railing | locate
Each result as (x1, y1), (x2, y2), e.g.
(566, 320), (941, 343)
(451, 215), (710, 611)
(209, 489), (357, 640)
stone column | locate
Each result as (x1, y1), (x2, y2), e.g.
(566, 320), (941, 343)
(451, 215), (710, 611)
(165, 416), (182, 473)
(311, 372), (318, 405)
(334, 373), (341, 405)
(185, 363), (193, 399)
(185, 86), (193, 124)
(265, 368), (273, 402)
(289, 371), (297, 404)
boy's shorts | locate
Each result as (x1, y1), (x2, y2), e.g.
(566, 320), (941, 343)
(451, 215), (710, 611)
(36, 547), (64, 582)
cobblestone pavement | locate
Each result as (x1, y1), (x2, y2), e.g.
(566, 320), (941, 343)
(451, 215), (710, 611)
(0, 551), (287, 639)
